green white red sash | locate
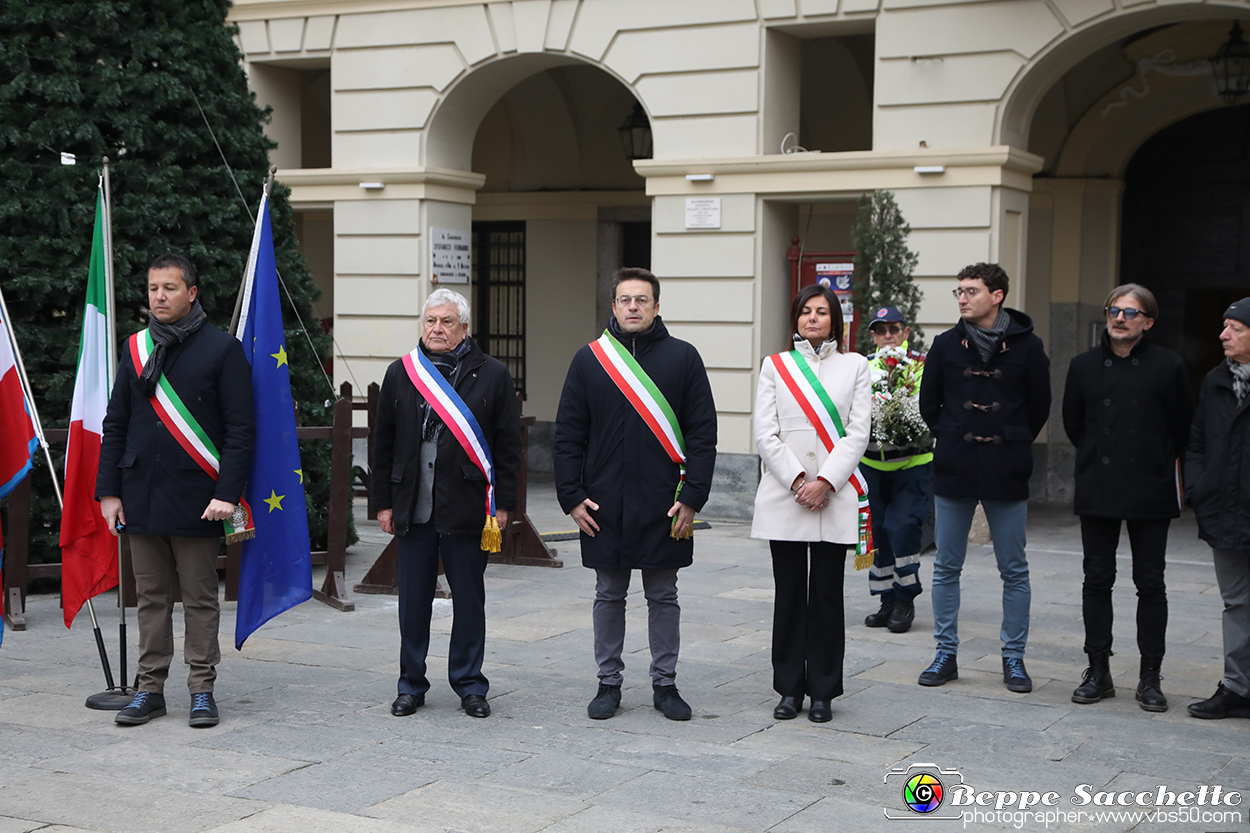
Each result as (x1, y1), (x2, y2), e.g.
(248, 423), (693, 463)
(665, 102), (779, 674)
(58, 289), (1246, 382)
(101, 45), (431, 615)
(401, 345), (501, 552)
(769, 350), (875, 561)
(128, 330), (255, 543)
(590, 331), (686, 476)
(590, 331), (691, 538)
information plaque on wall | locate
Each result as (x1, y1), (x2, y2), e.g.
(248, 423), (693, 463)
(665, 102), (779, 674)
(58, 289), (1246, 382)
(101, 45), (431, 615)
(685, 198), (721, 229)
(430, 227), (471, 284)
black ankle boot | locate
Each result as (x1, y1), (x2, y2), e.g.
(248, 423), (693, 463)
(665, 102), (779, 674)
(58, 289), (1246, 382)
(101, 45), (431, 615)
(1072, 652), (1115, 704)
(1136, 656), (1168, 712)
(865, 598), (894, 628)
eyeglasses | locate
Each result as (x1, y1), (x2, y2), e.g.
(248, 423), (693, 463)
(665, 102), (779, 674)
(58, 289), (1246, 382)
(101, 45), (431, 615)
(615, 295), (653, 307)
(872, 324), (905, 335)
(952, 287), (981, 299)
(1105, 306), (1146, 320)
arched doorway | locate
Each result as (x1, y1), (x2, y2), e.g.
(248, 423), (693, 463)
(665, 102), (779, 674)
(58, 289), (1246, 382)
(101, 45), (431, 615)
(1122, 104), (1250, 388)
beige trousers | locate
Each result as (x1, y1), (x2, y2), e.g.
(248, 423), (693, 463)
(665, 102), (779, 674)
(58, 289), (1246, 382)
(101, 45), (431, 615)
(128, 535), (222, 694)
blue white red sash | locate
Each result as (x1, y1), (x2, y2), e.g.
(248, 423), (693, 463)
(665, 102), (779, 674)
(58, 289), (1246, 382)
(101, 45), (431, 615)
(401, 345), (501, 551)
(770, 350), (875, 564)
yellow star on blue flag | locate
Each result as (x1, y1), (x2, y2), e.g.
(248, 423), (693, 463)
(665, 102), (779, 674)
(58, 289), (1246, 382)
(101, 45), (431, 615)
(263, 490), (285, 512)
(271, 344), (288, 368)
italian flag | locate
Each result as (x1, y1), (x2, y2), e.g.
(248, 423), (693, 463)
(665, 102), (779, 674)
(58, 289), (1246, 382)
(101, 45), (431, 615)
(59, 187), (117, 629)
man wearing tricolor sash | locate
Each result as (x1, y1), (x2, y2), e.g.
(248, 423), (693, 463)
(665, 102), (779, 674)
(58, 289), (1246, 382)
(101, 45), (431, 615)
(555, 268), (717, 721)
(98, 254), (255, 727)
(372, 289), (521, 720)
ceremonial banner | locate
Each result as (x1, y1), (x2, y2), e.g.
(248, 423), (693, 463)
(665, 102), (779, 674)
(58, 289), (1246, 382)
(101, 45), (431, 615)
(234, 192), (312, 649)
(0, 289), (40, 646)
(60, 187), (119, 628)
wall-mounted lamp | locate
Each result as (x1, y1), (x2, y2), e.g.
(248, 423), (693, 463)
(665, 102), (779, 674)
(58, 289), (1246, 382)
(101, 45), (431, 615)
(359, 181), (385, 190)
(618, 102), (654, 161)
(686, 173), (715, 182)
(1211, 21), (1250, 104)
(913, 166), (945, 175)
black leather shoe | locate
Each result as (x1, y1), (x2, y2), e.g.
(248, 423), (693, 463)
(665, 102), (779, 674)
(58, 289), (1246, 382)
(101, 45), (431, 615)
(189, 692), (219, 728)
(588, 683), (622, 719)
(115, 691), (166, 725)
(653, 684), (692, 720)
(1136, 657), (1167, 713)
(773, 695), (802, 720)
(1003, 657), (1033, 693)
(1187, 683), (1250, 720)
(391, 693), (424, 716)
(1072, 652), (1114, 704)
(462, 694), (491, 718)
(808, 699), (832, 723)
(887, 599), (915, 633)
(918, 652), (958, 687)
(865, 598), (894, 628)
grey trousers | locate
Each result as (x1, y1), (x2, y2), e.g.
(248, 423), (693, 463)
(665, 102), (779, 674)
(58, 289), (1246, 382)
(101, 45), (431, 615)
(593, 568), (680, 686)
(1213, 548), (1250, 698)
(129, 535), (222, 694)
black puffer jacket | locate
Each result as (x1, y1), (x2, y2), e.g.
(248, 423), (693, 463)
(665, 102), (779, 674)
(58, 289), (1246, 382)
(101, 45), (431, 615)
(919, 309), (1051, 501)
(371, 337), (521, 537)
(1063, 333), (1193, 519)
(1185, 360), (1250, 551)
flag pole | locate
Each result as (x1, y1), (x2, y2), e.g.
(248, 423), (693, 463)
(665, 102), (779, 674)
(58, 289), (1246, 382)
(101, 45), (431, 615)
(230, 166), (276, 336)
(82, 157), (134, 709)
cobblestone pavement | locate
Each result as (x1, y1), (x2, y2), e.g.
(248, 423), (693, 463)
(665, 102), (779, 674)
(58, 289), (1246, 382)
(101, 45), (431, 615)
(0, 476), (1246, 832)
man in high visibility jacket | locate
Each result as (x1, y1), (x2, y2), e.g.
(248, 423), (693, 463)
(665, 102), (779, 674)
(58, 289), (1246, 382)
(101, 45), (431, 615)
(861, 306), (932, 634)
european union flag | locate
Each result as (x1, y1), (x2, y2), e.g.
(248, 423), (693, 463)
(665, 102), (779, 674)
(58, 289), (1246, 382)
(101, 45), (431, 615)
(235, 193), (312, 649)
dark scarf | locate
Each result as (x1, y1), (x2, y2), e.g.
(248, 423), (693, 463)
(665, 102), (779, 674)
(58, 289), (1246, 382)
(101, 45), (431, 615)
(964, 308), (1010, 364)
(1229, 357), (1250, 404)
(419, 336), (472, 440)
(137, 300), (208, 396)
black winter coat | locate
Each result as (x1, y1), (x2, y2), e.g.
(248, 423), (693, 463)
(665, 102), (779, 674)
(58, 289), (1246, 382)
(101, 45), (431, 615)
(370, 338), (521, 537)
(96, 325), (255, 537)
(554, 318), (717, 570)
(1184, 361), (1250, 551)
(919, 309), (1051, 501)
(1062, 333), (1193, 519)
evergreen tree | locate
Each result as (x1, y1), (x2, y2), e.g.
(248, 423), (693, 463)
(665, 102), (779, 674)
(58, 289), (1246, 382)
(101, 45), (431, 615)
(0, 0), (350, 570)
(850, 191), (924, 354)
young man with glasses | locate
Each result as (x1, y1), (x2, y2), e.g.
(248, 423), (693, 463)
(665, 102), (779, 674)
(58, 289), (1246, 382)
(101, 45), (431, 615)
(1061, 284), (1193, 712)
(554, 267), (718, 721)
(917, 263), (1051, 693)
(861, 307), (932, 634)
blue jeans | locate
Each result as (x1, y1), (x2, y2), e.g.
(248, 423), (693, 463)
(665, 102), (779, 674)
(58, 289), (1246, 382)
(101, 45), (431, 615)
(931, 497), (1030, 659)
(864, 463), (931, 603)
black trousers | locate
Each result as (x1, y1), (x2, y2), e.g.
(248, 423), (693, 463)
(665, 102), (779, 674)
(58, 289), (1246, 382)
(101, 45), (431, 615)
(1080, 516), (1169, 658)
(770, 540), (847, 700)
(396, 521), (489, 698)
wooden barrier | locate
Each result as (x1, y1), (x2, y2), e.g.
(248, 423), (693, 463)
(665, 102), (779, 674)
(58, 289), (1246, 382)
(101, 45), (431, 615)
(0, 383), (365, 628)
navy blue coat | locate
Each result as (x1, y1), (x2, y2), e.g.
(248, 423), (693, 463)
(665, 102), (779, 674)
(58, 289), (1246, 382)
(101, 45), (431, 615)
(1185, 360), (1250, 551)
(1063, 333), (1193, 519)
(554, 318), (717, 570)
(919, 309), (1051, 501)
(370, 337), (521, 537)
(96, 325), (255, 537)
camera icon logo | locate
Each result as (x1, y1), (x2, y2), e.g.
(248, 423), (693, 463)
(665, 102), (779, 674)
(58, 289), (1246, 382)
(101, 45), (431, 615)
(884, 763), (965, 820)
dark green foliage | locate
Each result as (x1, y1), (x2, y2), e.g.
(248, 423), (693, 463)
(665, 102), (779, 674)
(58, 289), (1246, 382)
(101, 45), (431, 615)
(851, 191), (924, 354)
(0, 0), (352, 566)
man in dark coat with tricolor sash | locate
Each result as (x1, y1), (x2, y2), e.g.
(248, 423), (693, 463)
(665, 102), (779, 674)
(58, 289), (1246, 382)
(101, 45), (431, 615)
(554, 267), (718, 721)
(98, 253), (255, 728)
(372, 288), (521, 720)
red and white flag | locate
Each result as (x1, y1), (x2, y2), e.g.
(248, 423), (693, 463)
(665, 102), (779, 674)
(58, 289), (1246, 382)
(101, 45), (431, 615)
(1, 281), (40, 642)
(59, 187), (117, 628)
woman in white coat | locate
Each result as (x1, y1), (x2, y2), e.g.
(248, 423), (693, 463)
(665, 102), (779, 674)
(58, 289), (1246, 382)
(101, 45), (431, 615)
(751, 284), (871, 723)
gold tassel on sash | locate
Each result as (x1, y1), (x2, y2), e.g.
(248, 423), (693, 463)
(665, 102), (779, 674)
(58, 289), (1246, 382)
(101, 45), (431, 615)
(481, 515), (502, 553)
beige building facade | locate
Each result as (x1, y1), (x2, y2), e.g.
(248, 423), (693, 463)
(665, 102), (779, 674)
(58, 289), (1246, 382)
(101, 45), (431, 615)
(230, 0), (1248, 517)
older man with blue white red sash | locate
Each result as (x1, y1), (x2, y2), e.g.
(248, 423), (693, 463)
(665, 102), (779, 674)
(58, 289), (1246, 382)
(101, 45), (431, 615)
(554, 267), (718, 721)
(372, 288), (521, 719)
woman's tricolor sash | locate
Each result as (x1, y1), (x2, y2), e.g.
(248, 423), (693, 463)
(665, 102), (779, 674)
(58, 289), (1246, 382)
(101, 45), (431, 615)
(589, 331), (691, 538)
(129, 330), (255, 544)
(769, 350), (875, 566)
(401, 346), (501, 552)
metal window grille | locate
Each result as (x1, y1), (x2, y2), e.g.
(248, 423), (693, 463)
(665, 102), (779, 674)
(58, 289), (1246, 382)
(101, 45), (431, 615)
(471, 221), (526, 397)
